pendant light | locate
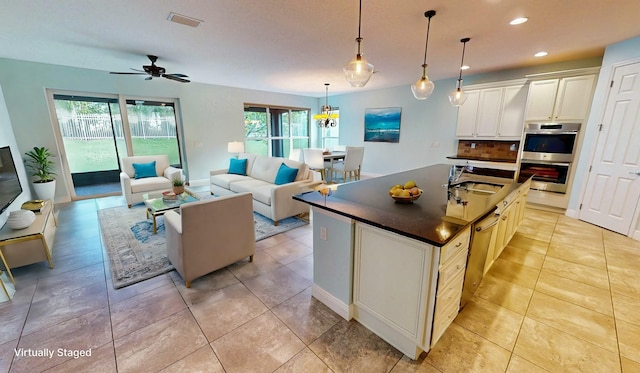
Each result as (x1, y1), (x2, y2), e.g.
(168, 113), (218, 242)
(449, 37), (471, 106)
(343, 0), (374, 87)
(411, 10), (437, 99)
(313, 83), (339, 128)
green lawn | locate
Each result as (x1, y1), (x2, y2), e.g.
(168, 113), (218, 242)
(64, 138), (180, 173)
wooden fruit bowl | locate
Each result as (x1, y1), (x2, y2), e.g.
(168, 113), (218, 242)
(390, 189), (423, 203)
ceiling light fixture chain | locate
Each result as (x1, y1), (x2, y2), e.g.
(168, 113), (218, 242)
(411, 10), (436, 100)
(449, 37), (471, 106)
(343, 0), (374, 87)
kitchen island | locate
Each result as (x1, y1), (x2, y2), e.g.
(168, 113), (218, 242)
(293, 164), (530, 359)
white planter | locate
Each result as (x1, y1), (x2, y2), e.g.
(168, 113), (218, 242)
(32, 180), (56, 202)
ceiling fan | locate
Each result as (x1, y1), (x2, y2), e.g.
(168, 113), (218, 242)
(110, 55), (190, 83)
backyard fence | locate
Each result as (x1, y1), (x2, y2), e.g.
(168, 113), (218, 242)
(58, 113), (177, 140)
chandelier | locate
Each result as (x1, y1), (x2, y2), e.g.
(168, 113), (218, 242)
(313, 83), (339, 128)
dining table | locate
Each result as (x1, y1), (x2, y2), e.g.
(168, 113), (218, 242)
(322, 151), (346, 182)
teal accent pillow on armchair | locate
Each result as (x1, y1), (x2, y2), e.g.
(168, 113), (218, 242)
(132, 161), (157, 179)
(228, 158), (248, 175)
(274, 163), (298, 185)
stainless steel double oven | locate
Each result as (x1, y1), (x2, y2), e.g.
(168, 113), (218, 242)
(518, 123), (581, 193)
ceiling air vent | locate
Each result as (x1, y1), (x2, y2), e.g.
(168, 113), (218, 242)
(167, 12), (203, 28)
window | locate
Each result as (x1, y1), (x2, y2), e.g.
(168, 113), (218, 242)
(125, 100), (182, 167)
(244, 105), (310, 158)
(320, 109), (340, 149)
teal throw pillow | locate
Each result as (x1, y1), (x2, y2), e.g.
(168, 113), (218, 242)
(229, 158), (247, 175)
(132, 161), (157, 179)
(274, 163), (298, 185)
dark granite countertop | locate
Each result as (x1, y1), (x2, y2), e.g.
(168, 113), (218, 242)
(294, 164), (525, 247)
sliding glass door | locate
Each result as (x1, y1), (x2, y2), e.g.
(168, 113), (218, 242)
(50, 92), (183, 199)
(53, 94), (125, 196)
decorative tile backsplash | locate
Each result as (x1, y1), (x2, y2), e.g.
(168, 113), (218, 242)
(457, 140), (520, 162)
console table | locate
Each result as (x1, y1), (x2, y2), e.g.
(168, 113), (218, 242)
(0, 200), (57, 276)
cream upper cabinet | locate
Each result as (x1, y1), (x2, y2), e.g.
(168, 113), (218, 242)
(525, 75), (596, 121)
(456, 81), (528, 140)
(455, 90), (480, 137)
(498, 85), (529, 138)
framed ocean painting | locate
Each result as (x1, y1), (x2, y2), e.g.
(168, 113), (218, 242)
(364, 107), (402, 143)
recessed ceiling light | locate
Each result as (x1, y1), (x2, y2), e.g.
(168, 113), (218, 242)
(510, 17), (528, 25)
(167, 12), (203, 28)
(534, 51), (548, 57)
(460, 65), (470, 70)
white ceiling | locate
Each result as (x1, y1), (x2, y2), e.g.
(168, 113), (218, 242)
(1, 0), (639, 97)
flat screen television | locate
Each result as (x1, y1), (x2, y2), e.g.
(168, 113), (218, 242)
(0, 146), (24, 215)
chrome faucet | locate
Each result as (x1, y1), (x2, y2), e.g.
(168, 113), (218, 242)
(448, 164), (470, 189)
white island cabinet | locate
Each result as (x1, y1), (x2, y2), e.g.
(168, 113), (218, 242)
(353, 222), (440, 358)
(311, 203), (472, 359)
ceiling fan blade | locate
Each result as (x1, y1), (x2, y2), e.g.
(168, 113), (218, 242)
(163, 74), (190, 83)
(110, 72), (147, 75)
(131, 68), (147, 73)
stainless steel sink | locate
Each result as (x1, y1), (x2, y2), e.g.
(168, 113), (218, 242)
(450, 181), (504, 194)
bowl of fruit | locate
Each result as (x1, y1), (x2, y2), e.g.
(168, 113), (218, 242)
(389, 180), (422, 203)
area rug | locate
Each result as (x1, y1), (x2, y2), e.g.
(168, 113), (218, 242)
(98, 205), (308, 289)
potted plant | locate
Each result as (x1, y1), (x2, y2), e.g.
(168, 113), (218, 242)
(24, 146), (57, 201)
(172, 178), (185, 195)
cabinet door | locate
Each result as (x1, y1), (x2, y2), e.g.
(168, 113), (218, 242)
(456, 90), (480, 137)
(525, 79), (559, 121)
(475, 88), (504, 137)
(497, 85), (528, 138)
(554, 75), (596, 121)
(493, 207), (512, 260)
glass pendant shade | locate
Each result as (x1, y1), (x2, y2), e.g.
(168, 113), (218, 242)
(344, 54), (374, 87)
(411, 66), (435, 100)
(448, 80), (468, 106)
(412, 10), (436, 100)
(344, 0), (374, 87)
(450, 38), (471, 106)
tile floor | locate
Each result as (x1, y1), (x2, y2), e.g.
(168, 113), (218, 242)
(1, 197), (639, 372)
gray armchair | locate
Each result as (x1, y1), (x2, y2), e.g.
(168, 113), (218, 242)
(164, 192), (256, 288)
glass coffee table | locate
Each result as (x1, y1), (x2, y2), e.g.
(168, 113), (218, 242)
(143, 188), (199, 234)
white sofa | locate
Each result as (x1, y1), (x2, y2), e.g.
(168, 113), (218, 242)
(210, 153), (314, 225)
(120, 155), (184, 207)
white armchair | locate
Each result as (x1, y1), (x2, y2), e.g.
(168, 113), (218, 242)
(165, 192), (256, 288)
(120, 155), (183, 207)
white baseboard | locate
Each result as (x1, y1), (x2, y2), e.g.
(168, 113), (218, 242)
(565, 208), (578, 219)
(633, 229), (640, 241)
(312, 284), (352, 321)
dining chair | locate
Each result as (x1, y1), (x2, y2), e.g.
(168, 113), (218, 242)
(288, 148), (302, 162)
(302, 148), (329, 181)
(332, 146), (365, 181)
